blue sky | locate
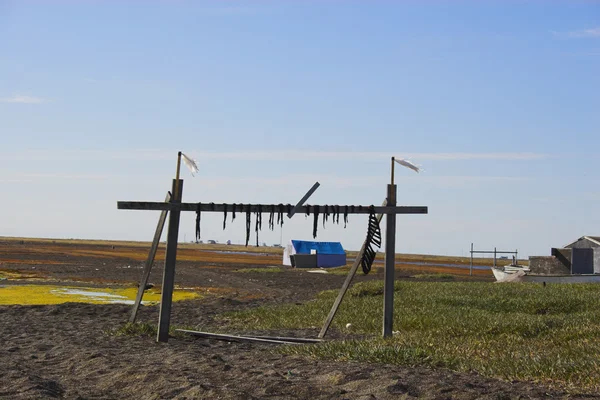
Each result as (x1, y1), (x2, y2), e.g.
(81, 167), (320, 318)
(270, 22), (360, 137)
(1, 0), (598, 257)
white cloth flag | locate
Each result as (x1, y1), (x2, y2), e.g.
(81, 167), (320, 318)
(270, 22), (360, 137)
(181, 152), (199, 176)
(394, 158), (421, 173)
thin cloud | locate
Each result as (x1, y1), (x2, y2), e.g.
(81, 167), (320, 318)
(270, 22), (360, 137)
(0, 150), (549, 162)
(0, 170), (531, 189)
(160, 174), (532, 190)
(193, 151), (548, 162)
(23, 173), (111, 180)
(555, 27), (600, 38)
(0, 94), (46, 104)
(569, 27), (600, 38)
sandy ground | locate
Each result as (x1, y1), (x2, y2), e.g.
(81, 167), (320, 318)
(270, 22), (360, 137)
(0, 239), (594, 399)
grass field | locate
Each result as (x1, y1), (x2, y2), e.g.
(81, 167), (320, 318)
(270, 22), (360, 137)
(225, 280), (600, 392)
(0, 236), (524, 267)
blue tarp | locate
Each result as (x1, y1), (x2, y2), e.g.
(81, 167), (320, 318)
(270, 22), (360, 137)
(291, 240), (346, 268)
(316, 254), (347, 268)
(291, 240), (345, 255)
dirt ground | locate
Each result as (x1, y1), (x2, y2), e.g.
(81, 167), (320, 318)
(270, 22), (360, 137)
(0, 239), (594, 399)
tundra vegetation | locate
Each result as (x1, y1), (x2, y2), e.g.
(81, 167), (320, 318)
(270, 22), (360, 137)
(225, 281), (600, 392)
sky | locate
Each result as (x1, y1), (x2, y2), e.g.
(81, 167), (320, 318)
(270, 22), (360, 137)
(0, 0), (598, 258)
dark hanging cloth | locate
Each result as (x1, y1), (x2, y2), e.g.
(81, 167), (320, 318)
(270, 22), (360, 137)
(232, 203), (236, 222)
(335, 205), (340, 224)
(195, 202), (202, 242)
(277, 204), (284, 226)
(323, 205), (330, 228)
(343, 206), (349, 228)
(255, 205), (262, 247)
(312, 205), (320, 239)
(360, 205), (382, 275)
(245, 206), (251, 247)
(223, 204), (228, 230)
(269, 206), (275, 231)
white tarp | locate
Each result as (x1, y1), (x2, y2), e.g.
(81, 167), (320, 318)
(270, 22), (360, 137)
(282, 240), (295, 266)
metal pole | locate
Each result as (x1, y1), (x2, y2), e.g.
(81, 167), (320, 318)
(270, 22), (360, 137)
(470, 243), (473, 276)
(383, 184), (397, 338)
(493, 247), (497, 268)
(174, 152), (182, 204)
(157, 179), (183, 343)
(391, 157), (395, 186)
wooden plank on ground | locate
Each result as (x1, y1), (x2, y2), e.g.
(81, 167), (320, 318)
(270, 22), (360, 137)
(251, 335), (323, 343)
(176, 330), (302, 345)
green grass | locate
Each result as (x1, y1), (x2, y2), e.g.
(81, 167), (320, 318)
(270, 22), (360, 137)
(321, 267), (353, 275)
(222, 280), (600, 392)
(311, 266), (383, 276)
(108, 322), (157, 337)
(412, 273), (456, 280)
(234, 267), (284, 273)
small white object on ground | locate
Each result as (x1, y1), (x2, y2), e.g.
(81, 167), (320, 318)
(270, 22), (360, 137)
(346, 323), (352, 329)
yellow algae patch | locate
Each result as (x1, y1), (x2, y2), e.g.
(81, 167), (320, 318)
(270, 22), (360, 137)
(0, 269), (46, 280)
(0, 285), (199, 306)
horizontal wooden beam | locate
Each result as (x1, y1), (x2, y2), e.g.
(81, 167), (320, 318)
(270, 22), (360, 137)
(117, 201), (428, 215)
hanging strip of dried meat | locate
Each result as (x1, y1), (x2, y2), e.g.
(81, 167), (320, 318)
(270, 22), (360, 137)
(312, 205), (320, 239)
(276, 204), (284, 226)
(269, 205), (275, 231)
(245, 205), (251, 247)
(232, 203), (236, 222)
(343, 206), (349, 228)
(360, 205), (382, 275)
(223, 204), (228, 230)
(195, 202), (202, 241)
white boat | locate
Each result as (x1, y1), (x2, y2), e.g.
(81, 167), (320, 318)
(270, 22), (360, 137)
(492, 265), (600, 283)
(491, 264), (530, 282)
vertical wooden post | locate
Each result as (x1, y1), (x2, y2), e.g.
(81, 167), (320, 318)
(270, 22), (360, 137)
(157, 179), (183, 343)
(470, 243), (473, 276)
(493, 247), (497, 268)
(383, 184), (397, 338)
(129, 191), (171, 323)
